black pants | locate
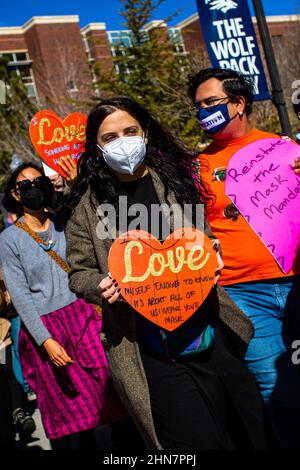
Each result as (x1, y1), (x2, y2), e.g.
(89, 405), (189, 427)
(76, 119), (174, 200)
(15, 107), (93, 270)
(5, 344), (25, 412)
(0, 364), (15, 449)
(50, 428), (97, 450)
(50, 419), (146, 451)
(141, 326), (266, 450)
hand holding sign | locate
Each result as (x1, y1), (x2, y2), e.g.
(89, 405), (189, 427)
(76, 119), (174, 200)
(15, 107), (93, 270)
(108, 228), (218, 331)
(225, 138), (300, 273)
(291, 156), (300, 175)
(29, 110), (87, 177)
(57, 155), (78, 189)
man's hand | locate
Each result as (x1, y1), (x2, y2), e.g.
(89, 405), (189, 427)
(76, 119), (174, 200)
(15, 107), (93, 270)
(291, 157), (300, 175)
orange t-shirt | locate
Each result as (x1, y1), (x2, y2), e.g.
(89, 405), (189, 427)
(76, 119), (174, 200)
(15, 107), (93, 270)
(199, 128), (300, 285)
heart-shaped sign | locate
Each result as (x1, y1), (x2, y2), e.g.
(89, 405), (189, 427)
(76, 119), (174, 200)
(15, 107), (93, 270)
(225, 138), (300, 273)
(108, 228), (217, 331)
(29, 110), (87, 177)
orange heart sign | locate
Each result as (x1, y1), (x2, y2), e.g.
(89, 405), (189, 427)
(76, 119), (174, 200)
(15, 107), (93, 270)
(108, 228), (218, 331)
(29, 110), (87, 177)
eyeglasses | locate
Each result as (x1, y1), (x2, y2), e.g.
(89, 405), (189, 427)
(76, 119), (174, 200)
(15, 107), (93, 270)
(15, 176), (51, 193)
(194, 97), (230, 110)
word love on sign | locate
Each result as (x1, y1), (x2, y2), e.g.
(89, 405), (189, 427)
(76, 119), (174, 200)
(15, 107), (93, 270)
(108, 228), (217, 331)
(226, 138), (300, 273)
(29, 110), (87, 177)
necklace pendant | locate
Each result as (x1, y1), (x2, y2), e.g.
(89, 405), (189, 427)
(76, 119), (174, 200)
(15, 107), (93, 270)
(39, 241), (54, 251)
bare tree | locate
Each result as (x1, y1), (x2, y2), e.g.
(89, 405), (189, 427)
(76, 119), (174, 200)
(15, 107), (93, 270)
(33, 38), (94, 116)
(270, 10), (300, 131)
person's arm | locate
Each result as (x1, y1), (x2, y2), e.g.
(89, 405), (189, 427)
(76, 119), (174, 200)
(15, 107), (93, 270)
(65, 204), (105, 306)
(0, 241), (51, 346)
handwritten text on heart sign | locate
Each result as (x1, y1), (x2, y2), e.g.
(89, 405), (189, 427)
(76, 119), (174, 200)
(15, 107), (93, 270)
(108, 229), (217, 331)
(225, 138), (300, 273)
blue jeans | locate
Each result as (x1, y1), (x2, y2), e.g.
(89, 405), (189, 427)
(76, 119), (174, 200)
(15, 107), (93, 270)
(224, 276), (300, 449)
(10, 316), (29, 394)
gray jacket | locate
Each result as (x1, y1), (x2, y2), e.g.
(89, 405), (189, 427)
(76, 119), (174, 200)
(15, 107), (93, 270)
(65, 167), (254, 450)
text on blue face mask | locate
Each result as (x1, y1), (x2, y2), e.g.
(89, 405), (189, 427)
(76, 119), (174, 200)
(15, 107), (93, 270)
(199, 110), (226, 130)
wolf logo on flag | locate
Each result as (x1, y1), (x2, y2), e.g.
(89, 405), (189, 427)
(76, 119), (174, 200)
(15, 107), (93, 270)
(205, 0), (238, 14)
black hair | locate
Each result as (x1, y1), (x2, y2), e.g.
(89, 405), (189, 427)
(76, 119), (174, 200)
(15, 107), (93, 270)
(293, 101), (300, 118)
(2, 161), (45, 217)
(63, 96), (214, 219)
(187, 67), (254, 116)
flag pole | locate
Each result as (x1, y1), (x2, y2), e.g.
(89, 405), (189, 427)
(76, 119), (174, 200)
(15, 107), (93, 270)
(252, 0), (292, 136)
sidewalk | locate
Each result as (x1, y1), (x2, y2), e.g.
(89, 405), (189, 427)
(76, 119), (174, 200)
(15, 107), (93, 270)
(16, 405), (51, 450)
(17, 403), (113, 451)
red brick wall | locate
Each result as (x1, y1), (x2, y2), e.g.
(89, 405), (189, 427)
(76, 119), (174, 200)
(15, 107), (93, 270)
(85, 29), (113, 71)
(181, 19), (206, 54)
(0, 34), (27, 52)
(24, 22), (92, 108)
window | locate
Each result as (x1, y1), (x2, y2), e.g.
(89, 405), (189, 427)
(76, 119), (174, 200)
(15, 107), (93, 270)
(82, 34), (90, 54)
(15, 52), (27, 61)
(25, 83), (36, 98)
(67, 80), (78, 92)
(0, 51), (37, 98)
(18, 65), (32, 79)
(108, 31), (133, 48)
(2, 53), (14, 61)
(108, 31), (133, 74)
(168, 28), (186, 55)
(107, 28), (186, 75)
(1, 52), (31, 63)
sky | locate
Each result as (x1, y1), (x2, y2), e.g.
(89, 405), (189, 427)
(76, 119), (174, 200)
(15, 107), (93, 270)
(0, 0), (299, 29)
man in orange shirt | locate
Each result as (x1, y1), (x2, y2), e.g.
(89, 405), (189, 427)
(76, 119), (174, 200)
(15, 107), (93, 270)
(187, 68), (300, 449)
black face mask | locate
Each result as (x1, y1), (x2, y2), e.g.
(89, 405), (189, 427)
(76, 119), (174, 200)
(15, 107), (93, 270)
(18, 176), (54, 211)
(20, 187), (46, 210)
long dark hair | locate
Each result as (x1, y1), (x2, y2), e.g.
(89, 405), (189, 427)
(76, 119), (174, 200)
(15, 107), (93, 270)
(2, 161), (44, 218)
(63, 96), (213, 218)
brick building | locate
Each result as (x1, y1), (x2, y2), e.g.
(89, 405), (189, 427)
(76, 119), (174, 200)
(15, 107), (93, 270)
(0, 13), (298, 105)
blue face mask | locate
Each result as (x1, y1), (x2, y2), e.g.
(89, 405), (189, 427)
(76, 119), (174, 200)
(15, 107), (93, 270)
(196, 103), (237, 135)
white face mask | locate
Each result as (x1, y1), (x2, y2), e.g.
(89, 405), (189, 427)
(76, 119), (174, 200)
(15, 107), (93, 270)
(97, 135), (146, 175)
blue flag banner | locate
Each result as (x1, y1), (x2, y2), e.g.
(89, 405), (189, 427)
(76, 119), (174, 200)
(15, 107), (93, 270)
(196, 0), (270, 101)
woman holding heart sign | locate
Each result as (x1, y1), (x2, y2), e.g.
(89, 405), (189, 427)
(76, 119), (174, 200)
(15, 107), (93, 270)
(65, 96), (266, 450)
(0, 162), (125, 450)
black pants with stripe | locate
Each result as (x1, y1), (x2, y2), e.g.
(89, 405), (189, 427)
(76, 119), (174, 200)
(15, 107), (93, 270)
(140, 325), (267, 450)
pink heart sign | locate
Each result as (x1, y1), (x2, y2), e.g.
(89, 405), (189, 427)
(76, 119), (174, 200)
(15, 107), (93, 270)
(225, 138), (300, 274)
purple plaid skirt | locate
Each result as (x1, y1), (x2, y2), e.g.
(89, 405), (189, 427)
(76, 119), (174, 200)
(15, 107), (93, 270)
(19, 298), (126, 439)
